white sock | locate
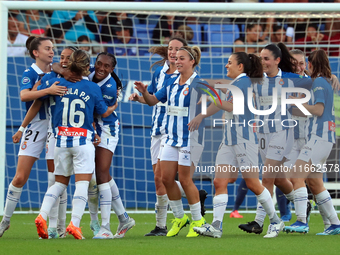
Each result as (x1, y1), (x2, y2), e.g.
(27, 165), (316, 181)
(88, 176), (98, 221)
(71, 181), (89, 228)
(156, 194), (168, 228)
(284, 190), (295, 202)
(318, 204), (331, 228)
(254, 202), (266, 227)
(98, 183), (112, 227)
(212, 194), (228, 227)
(294, 187), (308, 224)
(315, 190), (340, 225)
(58, 188), (67, 228)
(176, 181), (186, 198)
(168, 199), (185, 219)
(189, 202), (202, 221)
(40, 182), (67, 221)
(48, 172), (58, 228)
(109, 178), (126, 216)
(257, 188), (280, 224)
(3, 183), (23, 222)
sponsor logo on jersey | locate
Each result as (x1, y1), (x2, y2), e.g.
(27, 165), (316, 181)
(103, 95), (113, 100)
(329, 121), (336, 132)
(58, 126), (88, 137)
(269, 145), (284, 150)
(22, 77), (30, 85)
(236, 153), (246, 157)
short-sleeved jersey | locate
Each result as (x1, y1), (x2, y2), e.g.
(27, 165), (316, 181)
(223, 73), (258, 145)
(88, 71), (119, 138)
(20, 63), (48, 123)
(253, 69), (295, 134)
(155, 72), (206, 147)
(147, 62), (179, 137)
(306, 77), (335, 143)
(39, 77), (108, 147)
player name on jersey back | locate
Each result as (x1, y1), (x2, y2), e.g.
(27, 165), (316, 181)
(65, 87), (90, 102)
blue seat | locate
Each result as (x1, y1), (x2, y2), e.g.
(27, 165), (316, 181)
(204, 24), (240, 54)
(134, 24), (151, 45)
(187, 24), (202, 45)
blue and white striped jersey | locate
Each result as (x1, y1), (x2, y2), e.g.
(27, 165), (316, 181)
(20, 63), (48, 123)
(39, 77), (108, 147)
(155, 72), (206, 147)
(306, 77), (335, 143)
(88, 71), (120, 138)
(254, 69), (296, 133)
(223, 73), (258, 145)
(148, 61), (179, 137)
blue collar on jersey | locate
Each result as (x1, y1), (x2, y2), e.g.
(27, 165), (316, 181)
(173, 72), (197, 86)
(264, 68), (282, 78)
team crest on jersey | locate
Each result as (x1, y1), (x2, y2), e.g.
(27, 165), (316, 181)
(279, 79), (284, 86)
(21, 141), (28, 150)
(183, 87), (189, 96)
(22, 77), (30, 84)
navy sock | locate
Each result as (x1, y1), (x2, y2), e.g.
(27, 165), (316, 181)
(276, 187), (287, 217)
(233, 179), (248, 211)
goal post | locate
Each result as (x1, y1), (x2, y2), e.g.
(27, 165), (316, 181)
(2, 1), (340, 215)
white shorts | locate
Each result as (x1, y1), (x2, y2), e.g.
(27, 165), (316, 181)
(98, 136), (119, 154)
(160, 142), (204, 167)
(215, 142), (258, 169)
(258, 128), (294, 162)
(298, 135), (333, 166)
(45, 129), (55, 160)
(18, 119), (49, 159)
(150, 134), (167, 165)
(54, 143), (95, 177)
(284, 138), (306, 168)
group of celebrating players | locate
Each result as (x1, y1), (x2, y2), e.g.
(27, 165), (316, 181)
(0, 33), (339, 240)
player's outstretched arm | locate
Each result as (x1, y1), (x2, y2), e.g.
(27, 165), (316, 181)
(134, 81), (159, 106)
(129, 93), (147, 104)
(12, 100), (43, 143)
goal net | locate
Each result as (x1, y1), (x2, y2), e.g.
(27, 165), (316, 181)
(2, 2), (340, 215)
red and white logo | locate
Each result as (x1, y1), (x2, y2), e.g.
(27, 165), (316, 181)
(58, 127), (88, 137)
(328, 121), (336, 132)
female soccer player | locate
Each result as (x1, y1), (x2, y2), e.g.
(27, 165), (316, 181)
(89, 52), (135, 239)
(238, 43), (312, 234)
(284, 50), (340, 235)
(134, 45), (206, 237)
(193, 52), (284, 238)
(11, 46), (78, 239)
(34, 50), (116, 239)
(0, 36), (66, 238)
(129, 37), (190, 236)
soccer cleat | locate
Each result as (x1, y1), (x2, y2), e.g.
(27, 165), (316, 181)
(35, 214), (48, 239)
(186, 217), (206, 237)
(306, 200), (312, 224)
(167, 214), (190, 237)
(144, 226), (167, 236)
(57, 226), (66, 238)
(264, 221), (285, 238)
(238, 221), (263, 234)
(66, 221), (85, 239)
(93, 225), (114, 239)
(281, 210), (292, 222)
(113, 217), (135, 239)
(199, 189), (208, 217)
(48, 227), (58, 239)
(316, 224), (340, 235)
(283, 221), (309, 234)
(193, 223), (222, 238)
(230, 210), (243, 218)
(90, 220), (101, 236)
(0, 220), (10, 238)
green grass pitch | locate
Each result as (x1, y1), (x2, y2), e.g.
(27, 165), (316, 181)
(1, 212), (339, 255)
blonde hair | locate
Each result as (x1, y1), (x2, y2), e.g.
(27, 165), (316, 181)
(67, 50), (90, 76)
(179, 45), (201, 68)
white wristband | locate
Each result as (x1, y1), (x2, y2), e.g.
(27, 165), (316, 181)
(94, 129), (97, 135)
(18, 126), (25, 132)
